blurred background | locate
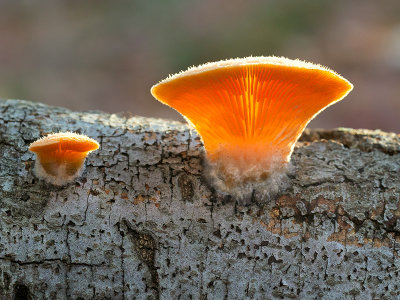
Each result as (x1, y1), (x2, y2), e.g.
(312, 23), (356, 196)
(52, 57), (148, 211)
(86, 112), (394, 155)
(0, 0), (399, 132)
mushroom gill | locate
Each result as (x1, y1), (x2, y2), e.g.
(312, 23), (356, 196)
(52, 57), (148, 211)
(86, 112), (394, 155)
(29, 132), (99, 186)
(151, 56), (353, 189)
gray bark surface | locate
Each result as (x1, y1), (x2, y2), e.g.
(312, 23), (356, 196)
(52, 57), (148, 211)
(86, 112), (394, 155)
(1, 99), (400, 299)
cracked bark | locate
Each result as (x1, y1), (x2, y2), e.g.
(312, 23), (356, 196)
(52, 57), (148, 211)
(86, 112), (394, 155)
(1, 99), (400, 299)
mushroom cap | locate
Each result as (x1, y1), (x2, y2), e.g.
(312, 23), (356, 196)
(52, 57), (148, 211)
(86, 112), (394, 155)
(29, 132), (99, 153)
(29, 132), (99, 184)
(151, 56), (353, 184)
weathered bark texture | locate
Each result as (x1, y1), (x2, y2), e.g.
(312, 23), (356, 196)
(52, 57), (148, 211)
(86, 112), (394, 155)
(1, 99), (400, 299)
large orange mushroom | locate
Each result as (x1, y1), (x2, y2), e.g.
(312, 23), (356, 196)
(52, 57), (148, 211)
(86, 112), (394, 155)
(151, 56), (353, 188)
(29, 132), (99, 186)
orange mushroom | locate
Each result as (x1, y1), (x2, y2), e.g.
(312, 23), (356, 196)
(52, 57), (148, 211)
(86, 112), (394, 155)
(29, 132), (99, 186)
(151, 56), (353, 188)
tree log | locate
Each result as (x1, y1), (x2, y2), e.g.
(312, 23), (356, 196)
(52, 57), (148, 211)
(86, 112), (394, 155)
(1, 99), (400, 299)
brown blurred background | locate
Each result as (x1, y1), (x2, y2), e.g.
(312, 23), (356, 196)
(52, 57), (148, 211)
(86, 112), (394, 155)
(0, 0), (399, 132)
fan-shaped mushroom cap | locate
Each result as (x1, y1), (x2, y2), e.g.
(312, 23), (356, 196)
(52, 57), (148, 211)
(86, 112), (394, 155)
(151, 56), (353, 187)
(29, 132), (99, 185)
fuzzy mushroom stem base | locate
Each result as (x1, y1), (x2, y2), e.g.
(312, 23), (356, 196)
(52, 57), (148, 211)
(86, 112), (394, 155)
(33, 152), (87, 186)
(205, 143), (291, 195)
(1, 99), (400, 299)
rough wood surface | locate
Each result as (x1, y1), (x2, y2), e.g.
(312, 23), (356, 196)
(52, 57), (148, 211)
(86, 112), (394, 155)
(1, 99), (400, 299)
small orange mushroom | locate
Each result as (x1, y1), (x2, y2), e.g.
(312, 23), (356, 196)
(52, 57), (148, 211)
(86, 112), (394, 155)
(151, 56), (353, 189)
(29, 132), (99, 186)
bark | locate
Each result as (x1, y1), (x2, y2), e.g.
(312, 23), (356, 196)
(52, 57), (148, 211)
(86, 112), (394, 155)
(0, 99), (400, 299)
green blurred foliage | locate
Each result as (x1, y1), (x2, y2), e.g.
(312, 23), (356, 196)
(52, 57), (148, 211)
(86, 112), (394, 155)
(0, 0), (399, 131)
